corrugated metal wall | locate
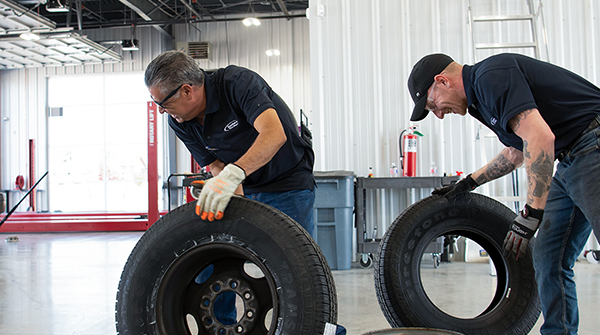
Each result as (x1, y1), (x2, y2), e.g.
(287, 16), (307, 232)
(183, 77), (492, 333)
(308, 0), (600, 239)
(1, 1), (599, 248)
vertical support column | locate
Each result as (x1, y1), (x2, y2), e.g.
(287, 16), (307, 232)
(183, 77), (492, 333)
(28, 139), (35, 211)
(147, 102), (159, 226)
(192, 157), (201, 174)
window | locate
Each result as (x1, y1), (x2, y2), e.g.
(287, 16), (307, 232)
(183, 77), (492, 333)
(47, 73), (164, 212)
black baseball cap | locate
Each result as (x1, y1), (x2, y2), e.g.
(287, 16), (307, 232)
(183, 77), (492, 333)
(407, 54), (454, 121)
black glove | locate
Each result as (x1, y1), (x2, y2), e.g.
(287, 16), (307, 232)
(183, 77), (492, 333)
(503, 204), (544, 260)
(432, 174), (479, 198)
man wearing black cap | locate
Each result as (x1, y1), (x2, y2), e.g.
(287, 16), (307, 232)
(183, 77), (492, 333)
(408, 53), (600, 335)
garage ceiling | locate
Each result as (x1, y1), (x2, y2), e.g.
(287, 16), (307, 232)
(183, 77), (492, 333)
(0, 0), (308, 69)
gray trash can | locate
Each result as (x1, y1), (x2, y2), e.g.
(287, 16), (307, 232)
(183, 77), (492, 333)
(313, 171), (355, 270)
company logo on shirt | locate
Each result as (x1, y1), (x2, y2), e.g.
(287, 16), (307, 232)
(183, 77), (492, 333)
(224, 119), (239, 132)
(490, 117), (497, 125)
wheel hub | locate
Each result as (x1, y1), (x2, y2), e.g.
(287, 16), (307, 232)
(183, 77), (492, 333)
(199, 276), (259, 335)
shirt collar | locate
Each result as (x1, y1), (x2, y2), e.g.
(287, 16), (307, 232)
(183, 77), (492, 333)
(462, 65), (481, 116)
(462, 65), (477, 106)
(203, 71), (220, 116)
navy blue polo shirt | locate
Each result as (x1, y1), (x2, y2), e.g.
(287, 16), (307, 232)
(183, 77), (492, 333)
(463, 53), (600, 158)
(169, 65), (314, 193)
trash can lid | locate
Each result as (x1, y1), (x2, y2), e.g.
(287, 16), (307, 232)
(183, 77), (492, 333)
(314, 171), (356, 178)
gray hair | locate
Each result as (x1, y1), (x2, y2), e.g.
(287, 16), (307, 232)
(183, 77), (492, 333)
(144, 50), (205, 95)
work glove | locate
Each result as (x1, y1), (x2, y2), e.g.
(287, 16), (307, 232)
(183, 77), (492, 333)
(503, 204), (543, 260)
(195, 164), (245, 221)
(432, 173), (478, 198)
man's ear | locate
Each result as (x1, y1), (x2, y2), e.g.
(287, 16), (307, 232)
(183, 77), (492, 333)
(433, 74), (449, 88)
(182, 84), (194, 99)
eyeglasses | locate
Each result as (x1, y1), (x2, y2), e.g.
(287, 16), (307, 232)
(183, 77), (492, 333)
(151, 83), (191, 108)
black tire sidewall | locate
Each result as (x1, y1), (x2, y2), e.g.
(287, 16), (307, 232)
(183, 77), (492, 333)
(375, 193), (540, 335)
(116, 197), (336, 335)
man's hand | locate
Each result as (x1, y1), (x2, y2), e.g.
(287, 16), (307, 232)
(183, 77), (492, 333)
(503, 204), (543, 260)
(195, 164), (245, 221)
(432, 174), (478, 198)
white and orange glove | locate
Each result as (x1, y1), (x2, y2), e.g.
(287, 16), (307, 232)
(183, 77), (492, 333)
(194, 164), (245, 221)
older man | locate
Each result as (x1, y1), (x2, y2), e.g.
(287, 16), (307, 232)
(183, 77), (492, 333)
(145, 50), (315, 235)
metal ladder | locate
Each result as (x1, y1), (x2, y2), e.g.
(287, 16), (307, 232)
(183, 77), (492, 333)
(468, 0), (550, 213)
(467, 0), (549, 62)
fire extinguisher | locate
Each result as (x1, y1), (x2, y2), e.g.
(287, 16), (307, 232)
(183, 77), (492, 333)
(399, 126), (423, 177)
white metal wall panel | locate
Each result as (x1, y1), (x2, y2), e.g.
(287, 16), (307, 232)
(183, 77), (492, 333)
(0, 68), (48, 212)
(308, 0), (600, 237)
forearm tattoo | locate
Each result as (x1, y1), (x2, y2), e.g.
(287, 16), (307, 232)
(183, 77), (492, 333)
(523, 140), (553, 203)
(477, 153), (517, 185)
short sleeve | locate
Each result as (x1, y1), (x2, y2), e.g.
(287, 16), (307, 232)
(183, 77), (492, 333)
(224, 68), (276, 125)
(475, 67), (538, 132)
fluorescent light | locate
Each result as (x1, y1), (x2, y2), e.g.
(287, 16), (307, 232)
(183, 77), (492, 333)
(266, 49), (280, 57)
(20, 32), (40, 41)
(243, 17), (260, 26)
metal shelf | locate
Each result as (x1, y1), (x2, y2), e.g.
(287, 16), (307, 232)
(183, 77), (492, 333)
(355, 176), (459, 255)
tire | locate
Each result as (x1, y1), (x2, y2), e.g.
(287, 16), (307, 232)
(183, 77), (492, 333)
(362, 328), (466, 335)
(374, 193), (541, 335)
(116, 197), (337, 335)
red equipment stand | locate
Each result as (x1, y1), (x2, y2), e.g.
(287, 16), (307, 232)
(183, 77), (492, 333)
(29, 139), (36, 211)
(147, 101), (160, 226)
(0, 102), (165, 233)
(0, 211), (166, 232)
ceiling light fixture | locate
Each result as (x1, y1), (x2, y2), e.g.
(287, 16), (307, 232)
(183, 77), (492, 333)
(46, 0), (70, 13)
(242, 17), (261, 26)
(265, 49), (280, 57)
(265, 21), (279, 57)
(20, 31), (40, 41)
(122, 39), (139, 51)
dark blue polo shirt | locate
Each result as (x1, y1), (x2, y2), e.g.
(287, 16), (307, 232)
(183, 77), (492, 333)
(169, 65), (314, 193)
(463, 53), (600, 158)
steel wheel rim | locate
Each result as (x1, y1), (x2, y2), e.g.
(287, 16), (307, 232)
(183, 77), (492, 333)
(155, 243), (279, 335)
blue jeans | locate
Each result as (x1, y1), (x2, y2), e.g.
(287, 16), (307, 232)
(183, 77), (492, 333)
(533, 128), (600, 335)
(245, 188), (316, 237)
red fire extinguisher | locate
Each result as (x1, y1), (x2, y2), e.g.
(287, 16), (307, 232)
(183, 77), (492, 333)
(400, 126), (423, 177)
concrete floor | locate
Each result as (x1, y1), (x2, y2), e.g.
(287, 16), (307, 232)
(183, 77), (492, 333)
(0, 232), (599, 335)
